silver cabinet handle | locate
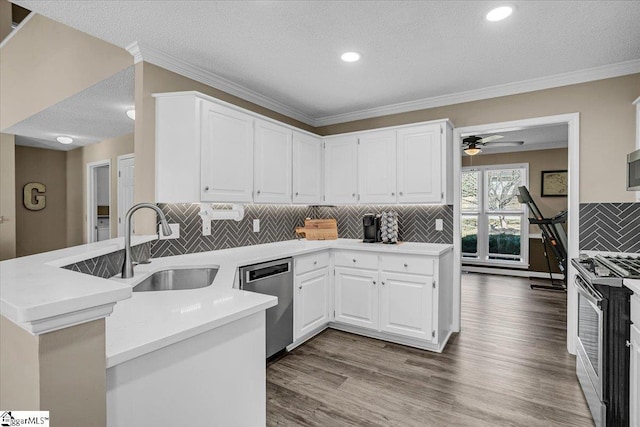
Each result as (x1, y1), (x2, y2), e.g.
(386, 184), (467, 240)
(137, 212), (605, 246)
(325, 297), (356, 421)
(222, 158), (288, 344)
(381, 281), (385, 285)
(391, 192), (395, 196)
(204, 186), (209, 191)
(404, 263), (408, 267)
(399, 191), (403, 196)
(352, 193), (356, 197)
(313, 260), (317, 265)
(257, 190), (261, 195)
(299, 286), (302, 290)
(295, 192), (299, 196)
(373, 280), (376, 285)
(626, 340), (632, 348)
(352, 259), (356, 263)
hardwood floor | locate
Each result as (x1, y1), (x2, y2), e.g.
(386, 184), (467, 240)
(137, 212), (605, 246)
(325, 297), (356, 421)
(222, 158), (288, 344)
(266, 273), (594, 426)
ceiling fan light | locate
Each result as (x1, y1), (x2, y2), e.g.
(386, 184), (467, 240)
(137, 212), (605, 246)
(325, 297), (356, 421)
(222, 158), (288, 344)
(464, 147), (482, 156)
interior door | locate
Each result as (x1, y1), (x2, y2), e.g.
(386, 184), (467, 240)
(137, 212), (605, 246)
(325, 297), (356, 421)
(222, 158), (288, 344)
(117, 155), (135, 237)
(334, 267), (378, 329)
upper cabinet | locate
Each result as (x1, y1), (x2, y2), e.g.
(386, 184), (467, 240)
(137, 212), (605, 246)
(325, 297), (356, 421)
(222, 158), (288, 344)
(397, 124), (445, 204)
(324, 135), (359, 204)
(293, 131), (323, 204)
(358, 130), (397, 204)
(254, 119), (292, 203)
(200, 101), (254, 203)
(155, 91), (452, 206)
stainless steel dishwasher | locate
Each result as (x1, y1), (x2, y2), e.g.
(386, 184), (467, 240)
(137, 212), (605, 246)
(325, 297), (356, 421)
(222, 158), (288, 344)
(239, 258), (293, 358)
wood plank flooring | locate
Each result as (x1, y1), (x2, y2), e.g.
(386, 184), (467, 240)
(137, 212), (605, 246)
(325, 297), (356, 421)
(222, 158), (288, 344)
(266, 273), (594, 426)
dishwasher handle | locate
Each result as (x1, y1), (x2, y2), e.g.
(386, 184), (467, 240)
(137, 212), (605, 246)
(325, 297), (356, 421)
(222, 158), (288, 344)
(242, 259), (291, 285)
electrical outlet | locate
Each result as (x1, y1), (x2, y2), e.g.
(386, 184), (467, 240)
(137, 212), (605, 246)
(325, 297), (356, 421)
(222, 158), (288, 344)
(435, 219), (443, 231)
(203, 221), (211, 236)
(253, 219), (260, 232)
(160, 223), (180, 239)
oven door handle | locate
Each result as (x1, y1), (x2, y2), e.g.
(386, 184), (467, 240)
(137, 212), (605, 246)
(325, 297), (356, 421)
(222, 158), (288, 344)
(574, 275), (604, 308)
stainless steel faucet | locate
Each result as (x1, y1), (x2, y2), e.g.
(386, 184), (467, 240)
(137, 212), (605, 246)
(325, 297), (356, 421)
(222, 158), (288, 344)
(121, 203), (172, 279)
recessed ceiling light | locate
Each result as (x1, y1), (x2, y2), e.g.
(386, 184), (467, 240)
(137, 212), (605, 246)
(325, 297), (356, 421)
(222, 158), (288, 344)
(341, 52), (360, 63)
(56, 136), (73, 145)
(486, 6), (513, 22)
(126, 109), (136, 120)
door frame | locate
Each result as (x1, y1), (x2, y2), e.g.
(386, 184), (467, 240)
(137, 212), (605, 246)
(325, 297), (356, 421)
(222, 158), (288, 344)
(453, 113), (580, 354)
(117, 154), (135, 237)
(86, 159), (111, 243)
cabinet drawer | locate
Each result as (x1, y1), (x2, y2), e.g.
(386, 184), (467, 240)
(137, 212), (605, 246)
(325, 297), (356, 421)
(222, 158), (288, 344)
(632, 293), (640, 326)
(295, 252), (330, 275)
(334, 251), (378, 270)
(380, 255), (434, 276)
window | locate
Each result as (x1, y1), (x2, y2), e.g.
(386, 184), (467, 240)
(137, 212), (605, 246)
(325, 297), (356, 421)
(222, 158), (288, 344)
(461, 164), (528, 267)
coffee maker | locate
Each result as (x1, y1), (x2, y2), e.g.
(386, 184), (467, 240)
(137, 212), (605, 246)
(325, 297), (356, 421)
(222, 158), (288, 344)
(362, 213), (381, 243)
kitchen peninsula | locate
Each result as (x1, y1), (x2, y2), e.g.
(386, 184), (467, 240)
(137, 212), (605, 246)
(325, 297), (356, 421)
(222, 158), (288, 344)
(0, 236), (453, 426)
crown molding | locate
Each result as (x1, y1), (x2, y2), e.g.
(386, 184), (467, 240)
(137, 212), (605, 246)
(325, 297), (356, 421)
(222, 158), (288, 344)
(314, 59), (640, 127)
(124, 41), (640, 129)
(125, 42), (316, 126)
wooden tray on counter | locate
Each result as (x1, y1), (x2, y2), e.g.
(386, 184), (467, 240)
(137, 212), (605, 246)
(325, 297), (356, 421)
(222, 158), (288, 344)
(295, 218), (338, 240)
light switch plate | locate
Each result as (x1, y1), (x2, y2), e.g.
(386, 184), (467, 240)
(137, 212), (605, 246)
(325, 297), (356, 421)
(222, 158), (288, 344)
(253, 219), (260, 232)
(202, 221), (211, 236)
(435, 219), (443, 231)
(160, 223), (180, 239)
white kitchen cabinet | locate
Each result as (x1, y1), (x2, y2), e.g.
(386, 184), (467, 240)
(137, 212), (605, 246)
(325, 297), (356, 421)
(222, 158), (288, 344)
(293, 131), (323, 204)
(397, 123), (444, 203)
(200, 101), (254, 202)
(358, 130), (397, 204)
(379, 271), (434, 341)
(324, 135), (358, 204)
(294, 267), (330, 340)
(334, 267), (379, 329)
(630, 323), (639, 427)
(253, 119), (292, 203)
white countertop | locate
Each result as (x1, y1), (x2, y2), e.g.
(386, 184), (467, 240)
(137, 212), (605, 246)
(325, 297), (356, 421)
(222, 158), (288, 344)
(625, 278), (640, 294)
(0, 236), (452, 366)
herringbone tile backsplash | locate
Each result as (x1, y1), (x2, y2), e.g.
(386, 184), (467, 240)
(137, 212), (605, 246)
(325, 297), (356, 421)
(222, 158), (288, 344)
(313, 205), (453, 244)
(63, 242), (151, 278)
(579, 203), (640, 253)
(152, 203), (454, 257)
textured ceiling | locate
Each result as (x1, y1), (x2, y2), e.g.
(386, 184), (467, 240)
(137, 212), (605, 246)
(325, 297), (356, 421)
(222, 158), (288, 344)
(467, 124), (568, 156)
(13, 1), (640, 125)
(8, 66), (134, 151)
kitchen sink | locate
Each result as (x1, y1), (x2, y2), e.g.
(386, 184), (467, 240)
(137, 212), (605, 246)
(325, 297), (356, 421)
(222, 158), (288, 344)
(133, 267), (218, 292)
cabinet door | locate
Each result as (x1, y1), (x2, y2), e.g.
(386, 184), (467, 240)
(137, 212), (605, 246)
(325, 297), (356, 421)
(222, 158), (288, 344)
(358, 130), (397, 203)
(254, 119), (292, 203)
(294, 268), (330, 340)
(334, 267), (378, 329)
(631, 325), (640, 427)
(200, 101), (254, 202)
(397, 124), (442, 203)
(379, 272), (434, 341)
(324, 136), (358, 204)
(293, 132), (322, 204)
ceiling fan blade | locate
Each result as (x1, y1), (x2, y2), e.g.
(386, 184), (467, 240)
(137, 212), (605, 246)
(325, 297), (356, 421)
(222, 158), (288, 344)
(479, 135), (503, 143)
(484, 140), (524, 147)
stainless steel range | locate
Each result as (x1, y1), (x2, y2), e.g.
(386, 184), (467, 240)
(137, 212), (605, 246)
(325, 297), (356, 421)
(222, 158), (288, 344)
(572, 254), (639, 427)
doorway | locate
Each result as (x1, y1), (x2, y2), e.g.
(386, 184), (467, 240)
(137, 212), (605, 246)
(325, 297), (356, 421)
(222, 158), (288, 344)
(453, 113), (580, 354)
(87, 160), (111, 243)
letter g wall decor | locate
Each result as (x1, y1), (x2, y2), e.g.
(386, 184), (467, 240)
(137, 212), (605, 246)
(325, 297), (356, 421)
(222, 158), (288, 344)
(23, 182), (46, 211)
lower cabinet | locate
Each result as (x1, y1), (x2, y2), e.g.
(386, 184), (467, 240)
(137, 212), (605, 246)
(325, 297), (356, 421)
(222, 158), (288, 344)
(631, 324), (639, 426)
(294, 267), (330, 340)
(379, 272), (434, 341)
(334, 267), (378, 329)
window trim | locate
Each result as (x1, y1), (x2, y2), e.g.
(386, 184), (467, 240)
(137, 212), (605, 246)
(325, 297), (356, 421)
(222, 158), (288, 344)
(461, 163), (529, 268)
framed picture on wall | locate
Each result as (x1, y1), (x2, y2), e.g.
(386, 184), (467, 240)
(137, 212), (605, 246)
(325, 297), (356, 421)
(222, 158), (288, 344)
(541, 170), (568, 197)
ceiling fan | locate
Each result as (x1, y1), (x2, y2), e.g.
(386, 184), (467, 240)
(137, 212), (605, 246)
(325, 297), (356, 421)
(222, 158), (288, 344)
(462, 135), (524, 156)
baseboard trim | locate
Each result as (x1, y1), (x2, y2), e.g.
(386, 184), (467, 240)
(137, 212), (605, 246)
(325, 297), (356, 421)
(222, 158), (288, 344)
(462, 265), (564, 280)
